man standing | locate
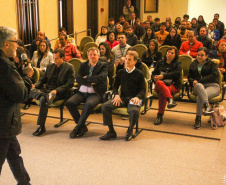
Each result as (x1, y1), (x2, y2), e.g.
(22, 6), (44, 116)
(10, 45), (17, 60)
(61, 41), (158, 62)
(31, 49), (75, 136)
(112, 33), (130, 71)
(179, 31), (203, 58)
(100, 51), (146, 141)
(197, 27), (213, 50)
(66, 47), (108, 138)
(128, 13), (136, 27)
(0, 26), (32, 184)
(55, 34), (82, 61)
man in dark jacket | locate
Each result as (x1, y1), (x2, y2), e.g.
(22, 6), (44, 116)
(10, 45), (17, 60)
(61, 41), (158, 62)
(30, 49), (75, 136)
(125, 26), (140, 46)
(0, 26), (32, 184)
(66, 47), (108, 138)
(197, 27), (213, 50)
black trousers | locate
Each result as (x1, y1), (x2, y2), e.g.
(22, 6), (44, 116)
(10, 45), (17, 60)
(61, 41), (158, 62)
(102, 97), (141, 128)
(66, 92), (102, 127)
(29, 88), (61, 126)
(0, 137), (30, 185)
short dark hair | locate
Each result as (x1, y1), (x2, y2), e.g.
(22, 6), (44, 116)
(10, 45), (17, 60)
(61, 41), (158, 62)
(59, 27), (66, 32)
(197, 47), (209, 55)
(53, 49), (65, 58)
(109, 17), (115, 21)
(200, 26), (207, 31)
(183, 14), (189, 19)
(117, 32), (127, 38)
(160, 22), (166, 26)
(126, 25), (133, 30)
(119, 15), (125, 19)
(59, 33), (67, 40)
(215, 13), (219, 17)
(164, 46), (179, 62)
(107, 31), (117, 41)
(154, 18), (160, 22)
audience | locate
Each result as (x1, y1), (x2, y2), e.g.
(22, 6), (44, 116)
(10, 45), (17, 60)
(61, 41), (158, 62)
(163, 28), (182, 50)
(125, 26), (139, 46)
(179, 31), (203, 58)
(152, 18), (161, 32)
(128, 13), (136, 27)
(29, 31), (51, 59)
(141, 26), (156, 47)
(95, 26), (108, 45)
(214, 13), (225, 37)
(107, 17), (116, 32)
(143, 15), (154, 26)
(99, 42), (115, 89)
(208, 23), (220, 43)
(55, 34), (82, 61)
(141, 39), (162, 68)
(197, 27), (213, 50)
(165, 20), (172, 32)
(188, 47), (220, 129)
(152, 46), (182, 125)
(117, 15), (129, 30)
(155, 22), (169, 46)
(191, 18), (199, 30)
(183, 14), (189, 21)
(115, 24), (125, 35)
(66, 47), (108, 138)
(100, 51), (146, 141)
(106, 31), (119, 49)
(197, 15), (206, 33)
(30, 49), (75, 136)
(134, 18), (145, 41)
(31, 40), (54, 74)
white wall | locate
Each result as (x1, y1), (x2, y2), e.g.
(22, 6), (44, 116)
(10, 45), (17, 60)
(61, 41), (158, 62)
(188, 0), (226, 25)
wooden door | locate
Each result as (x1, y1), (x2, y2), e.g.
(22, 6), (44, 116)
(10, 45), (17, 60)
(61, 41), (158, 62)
(87, 0), (98, 39)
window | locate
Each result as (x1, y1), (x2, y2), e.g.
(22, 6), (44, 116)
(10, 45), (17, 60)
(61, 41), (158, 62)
(16, 0), (40, 45)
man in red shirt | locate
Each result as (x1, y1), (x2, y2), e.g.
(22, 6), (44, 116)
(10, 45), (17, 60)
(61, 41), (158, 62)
(179, 31), (203, 58)
(55, 34), (82, 61)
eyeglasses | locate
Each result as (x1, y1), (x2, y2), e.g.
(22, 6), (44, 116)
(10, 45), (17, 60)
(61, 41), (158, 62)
(7, 40), (18, 44)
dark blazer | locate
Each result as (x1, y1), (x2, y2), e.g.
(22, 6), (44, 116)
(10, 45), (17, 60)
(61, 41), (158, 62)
(152, 59), (182, 88)
(188, 58), (219, 86)
(35, 62), (75, 98)
(162, 34), (182, 50)
(0, 50), (32, 138)
(76, 60), (108, 98)
(141, 51), (162, 67)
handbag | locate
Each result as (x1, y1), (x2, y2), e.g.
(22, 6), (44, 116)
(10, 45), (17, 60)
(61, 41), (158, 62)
(160, 71), (173, 86)
(210, 105), (226, 129)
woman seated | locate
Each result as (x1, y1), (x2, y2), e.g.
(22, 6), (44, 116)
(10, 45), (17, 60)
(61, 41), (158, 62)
(141, 39), (162, 68)
(133, 18), (145, 41)
(207, 23), (220, 43)
(165, 20), (172, 32)
(162, 28), (182, 50)
(152, 46), (182, 125)
(142, 26), (156, 48)
(95, 26), (108, 45)
(209, 39), (226, 81)
(106, 31), (119, 49)
(31, 40), (53, 75)
(188, 47), (220, 129)
(99, 42), (115, 89)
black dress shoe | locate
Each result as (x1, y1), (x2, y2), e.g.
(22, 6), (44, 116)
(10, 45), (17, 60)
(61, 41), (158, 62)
(203, 104), (214, 116)
(154, 113), (163, 125)
(194, 116), (201, 129)
(69, 126), (80, 138)
(23, 104), (30, 110)
(99, 131), (117, 140)
(125, 128), (133, 141)
(76, 126), (88, 137)
(167, 98), (177, 109)
(33, 126), (46, 136)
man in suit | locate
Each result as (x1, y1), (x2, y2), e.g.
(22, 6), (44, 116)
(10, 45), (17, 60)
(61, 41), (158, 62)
(128, 13), (136, 27)
(30, 49), (75, 136)
(100, 51), (146, 141)
(66, 47), (108, 138)
(0, 26), (32, 184)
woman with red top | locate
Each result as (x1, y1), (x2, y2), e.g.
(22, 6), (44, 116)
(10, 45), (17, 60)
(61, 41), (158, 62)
(209, 39), (226, 81)
(151, 46), (182, 125)
(106, 31), (119, 49)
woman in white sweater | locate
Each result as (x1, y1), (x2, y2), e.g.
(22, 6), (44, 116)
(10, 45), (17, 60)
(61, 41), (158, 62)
(95, 26), (108, 45)
(31, 40), (54, 73)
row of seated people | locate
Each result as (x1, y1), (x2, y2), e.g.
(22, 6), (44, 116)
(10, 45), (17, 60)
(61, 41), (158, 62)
(18, 45), (222, 141)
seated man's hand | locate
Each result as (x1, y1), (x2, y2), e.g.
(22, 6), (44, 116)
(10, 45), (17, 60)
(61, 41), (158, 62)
(129, 97), (140, 106)
(111, 95), (122, 106)
(32, 84), (35, 89)
(51, 90), (57, 95)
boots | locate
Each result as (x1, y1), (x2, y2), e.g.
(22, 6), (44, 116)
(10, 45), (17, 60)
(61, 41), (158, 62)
(167, 98), (177, 109)
(154, 113), (163, 125)
(194, 116), (201, 129)
(203, 103), (214, 116)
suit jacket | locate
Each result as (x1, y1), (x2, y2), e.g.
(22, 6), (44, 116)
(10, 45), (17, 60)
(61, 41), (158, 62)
(76, 60), (108, 98)
(0, 50), (32, 138)
(35, 62), (75, 98)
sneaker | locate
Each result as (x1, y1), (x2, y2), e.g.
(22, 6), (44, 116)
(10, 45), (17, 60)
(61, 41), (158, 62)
(46, 92), (56, 106)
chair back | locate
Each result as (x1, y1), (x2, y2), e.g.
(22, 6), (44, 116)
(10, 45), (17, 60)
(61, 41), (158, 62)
(134, 44), (148, 58)
(179, 54), (193, 78)
(82, 42), (98, 60)
(95, 33), (101, 41)
(79, 36), (94, 52)
(32, 67), (40, 83)
(141, 62), (151, 79)
(68, 58), (83, 77)
(159, 45), (170, 58)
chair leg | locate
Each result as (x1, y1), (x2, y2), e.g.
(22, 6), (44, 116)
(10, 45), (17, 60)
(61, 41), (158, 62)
(54, 106), (69, 128)
(132, 121), (142, 139)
